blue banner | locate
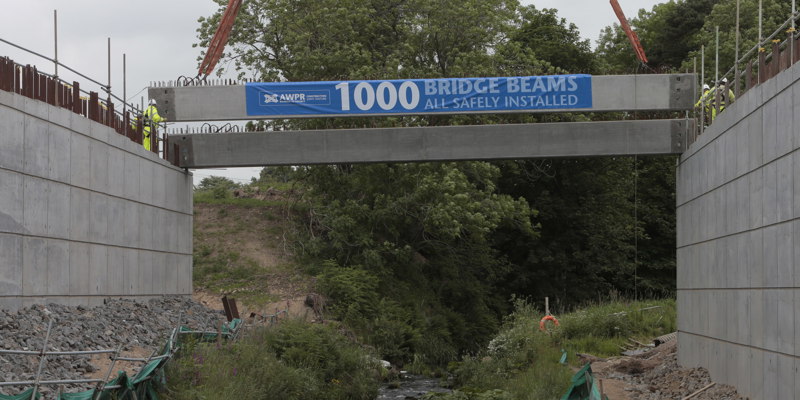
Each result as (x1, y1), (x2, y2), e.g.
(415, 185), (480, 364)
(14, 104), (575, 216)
(245, 75), (592, 117)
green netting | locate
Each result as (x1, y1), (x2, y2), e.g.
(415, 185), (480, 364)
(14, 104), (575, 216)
(0, 388), (40, 400)
(2, 320), (245, 400)
(560, 363), (609, 400)
(57, 389), (95, 400)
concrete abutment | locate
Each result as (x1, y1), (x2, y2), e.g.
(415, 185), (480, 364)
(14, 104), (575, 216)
(677, 59), (800, 399)
(0, 89), (192, 311)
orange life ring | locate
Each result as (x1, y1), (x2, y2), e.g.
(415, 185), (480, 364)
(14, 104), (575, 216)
(539, 315), (560, 331)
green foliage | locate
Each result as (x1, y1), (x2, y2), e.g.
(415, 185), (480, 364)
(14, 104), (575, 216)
(318, 264), (381, 321)
(192, 248), (260, 289)
(437, 298), (676, 399)
(596, 0), (794, 77)
(194, 190), (287, 207)
(554, 299), (676, 357)
(195, 176), (239, 199)
(512, 6), (596, 73)
(164, 320), (379, 400)
(197, 0), (681, 373)
(301, 162), (534, 362)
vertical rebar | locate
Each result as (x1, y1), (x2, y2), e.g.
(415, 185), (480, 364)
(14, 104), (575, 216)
(53, 10), (58, 79)
(107, 37), (111, 94)
(735, 0), (740, 97)
(31, 318), (55, 400)
(701, 45), (705, 135)
(715, 25), (719, 85)
(123, 53), (127, 115)
(759, 0), (763, 45)
(792, 0), (797, 62)
(693, 57), (697, 141)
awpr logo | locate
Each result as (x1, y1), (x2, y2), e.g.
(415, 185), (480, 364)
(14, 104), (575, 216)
(258, 89), (330, 107)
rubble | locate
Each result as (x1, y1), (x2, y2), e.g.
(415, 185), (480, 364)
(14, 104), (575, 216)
(591, 340), (744, 400)
(0, 297), (223, 396)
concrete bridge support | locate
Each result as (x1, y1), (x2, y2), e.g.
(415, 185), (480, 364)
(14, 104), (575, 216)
(677, 59), (800, 399)
(0, 89), (193, 311)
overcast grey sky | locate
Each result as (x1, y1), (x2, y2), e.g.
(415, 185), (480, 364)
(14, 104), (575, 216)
(1, 0), (662, 185)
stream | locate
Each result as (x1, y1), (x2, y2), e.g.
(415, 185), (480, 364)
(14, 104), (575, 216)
(377, 374), (452, 399)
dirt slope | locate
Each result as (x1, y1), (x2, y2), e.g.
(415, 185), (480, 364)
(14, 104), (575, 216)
(192, 202), (315, 320)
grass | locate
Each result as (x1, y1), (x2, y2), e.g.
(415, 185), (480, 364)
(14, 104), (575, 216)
(431, 297), (676, 400)
(194, 190), (289, 207)
(163, 320), (380, 400)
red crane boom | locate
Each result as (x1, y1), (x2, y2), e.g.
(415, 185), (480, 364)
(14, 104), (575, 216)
(609, 0), (648, 64)
(198, 0), (244, 78)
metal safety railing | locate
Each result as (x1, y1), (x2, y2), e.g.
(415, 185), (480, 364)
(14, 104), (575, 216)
(0, 311), (244, 400)
(0, 39), (182, 167)
(690, 8), (800, 146)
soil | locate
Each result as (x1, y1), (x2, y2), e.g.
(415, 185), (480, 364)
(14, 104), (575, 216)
(588, 340), (744, 400)
(87, 346), (153, 381)
(192, 201), (317, 323)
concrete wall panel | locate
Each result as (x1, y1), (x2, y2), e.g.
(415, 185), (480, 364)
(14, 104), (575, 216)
(763, 352), (778, 400)
(107, 197), (125, 246)
(763, 98), (778, 163)
(0, 105), (25, 171)
(90, 140), (109, 192)
(122, 200), (140, 248)
(107, 147), (125, 198)
(69, 187), (90, 242)
(47, 181), (71, 239)
(138, 160), (154, 205)
(46, 239), (70, 296)
(89, 244), (108, 295)
(107, 247), (125, 296)
(70, 133), (91, 189)
(68, 242), (89, 295)
(0, 169), (25, 234)
(138, 251), (152, 294)
(89, 192), (109, 244)
(777, 289), (794, 355)
(0, 233), (22, 296)
(23, 115), (49, 177)
(23, 176), (49, 236)
(123, 154), (140, 202)
(776, 222), (793, 285)
(123, 249), (139, 295)
(0, 90), (192, 310)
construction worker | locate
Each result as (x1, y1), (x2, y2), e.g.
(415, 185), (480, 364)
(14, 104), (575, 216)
(142, 99), (165, 151)
(696, 84), (713, 127)
(714, 77), (735, 115)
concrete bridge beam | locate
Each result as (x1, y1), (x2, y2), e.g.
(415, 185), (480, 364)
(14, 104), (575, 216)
(173, 119), (691, 168)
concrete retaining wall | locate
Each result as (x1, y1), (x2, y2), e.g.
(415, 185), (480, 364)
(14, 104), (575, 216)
(0, 89), (192, 311)
(676, 61), (800, 398)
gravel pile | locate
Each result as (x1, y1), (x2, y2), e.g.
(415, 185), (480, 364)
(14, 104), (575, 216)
(0, 297), (224, 397)
(628, 349), (743, 400)
(594, 340), (744, 399)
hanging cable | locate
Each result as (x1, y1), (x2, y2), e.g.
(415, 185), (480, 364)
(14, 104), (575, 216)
(634, 155), (638, 301)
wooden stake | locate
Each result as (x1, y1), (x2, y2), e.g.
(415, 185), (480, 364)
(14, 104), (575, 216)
(682, 382), (716, 400)
(545, 297), (550, 315)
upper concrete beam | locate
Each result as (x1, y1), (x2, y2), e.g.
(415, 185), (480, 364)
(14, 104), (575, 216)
(174, 119), (690, 168)
(149, 74), (695, 121)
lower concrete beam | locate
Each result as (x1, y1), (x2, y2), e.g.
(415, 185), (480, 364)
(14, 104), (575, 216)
(176, 119), (691, 168)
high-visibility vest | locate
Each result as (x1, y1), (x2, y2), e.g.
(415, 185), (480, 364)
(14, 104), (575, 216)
(142, 105), (164, 151)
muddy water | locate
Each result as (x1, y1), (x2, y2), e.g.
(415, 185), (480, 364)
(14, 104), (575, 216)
(377, 375), (451, 399)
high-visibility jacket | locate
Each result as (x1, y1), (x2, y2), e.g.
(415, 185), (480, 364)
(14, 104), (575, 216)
(142, 105), (164, 151)
(696, 89), (714, 124)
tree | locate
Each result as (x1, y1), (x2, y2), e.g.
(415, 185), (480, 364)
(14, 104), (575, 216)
(511, 6), (596, 73)
(196, 176), (238, 191)
(197, 0), (681, 362)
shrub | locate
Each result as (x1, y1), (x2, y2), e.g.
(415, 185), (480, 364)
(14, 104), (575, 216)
(164, 320), (379, 400)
